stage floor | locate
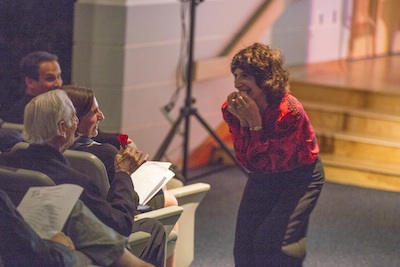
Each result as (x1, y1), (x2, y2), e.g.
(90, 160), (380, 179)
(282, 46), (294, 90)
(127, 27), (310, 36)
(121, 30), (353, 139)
(289, 54), (400, 94)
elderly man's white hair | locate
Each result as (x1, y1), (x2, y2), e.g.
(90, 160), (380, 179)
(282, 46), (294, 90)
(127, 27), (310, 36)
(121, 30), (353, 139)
(23, 89), (76, 144)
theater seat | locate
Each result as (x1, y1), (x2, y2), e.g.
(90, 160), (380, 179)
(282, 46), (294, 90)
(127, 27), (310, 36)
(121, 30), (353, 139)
(0, 119), (24, 132)
(167, 182), (210, 267)
(11, 142), (208, 266)
(0, 166), (154, 263)
(0, 166), (55, 205)
(61, 147), (182, 266)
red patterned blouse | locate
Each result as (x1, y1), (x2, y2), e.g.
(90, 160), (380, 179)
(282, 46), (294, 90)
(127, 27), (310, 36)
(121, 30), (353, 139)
(222, 93), (319, 174)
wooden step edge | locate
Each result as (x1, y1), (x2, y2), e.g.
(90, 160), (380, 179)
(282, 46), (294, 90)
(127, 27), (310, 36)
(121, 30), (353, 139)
(290, 80), (356, 92)
(290, 79), (400, 101)
(324, 167), (400, 193)
(316, 129), (400, 148)
(320, 154), (400, 177)
(303, 101), (400, 122)
(321, 153), (400, 193)
(290, 79), (400, 97)
(287, 60), (348, 77)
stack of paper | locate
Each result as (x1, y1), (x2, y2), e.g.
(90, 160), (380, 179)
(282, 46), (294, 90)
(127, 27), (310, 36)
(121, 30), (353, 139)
(131, 161), (175, 205)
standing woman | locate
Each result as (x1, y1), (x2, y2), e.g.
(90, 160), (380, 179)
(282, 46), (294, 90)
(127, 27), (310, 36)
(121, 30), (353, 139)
(222, 43), (325, 267)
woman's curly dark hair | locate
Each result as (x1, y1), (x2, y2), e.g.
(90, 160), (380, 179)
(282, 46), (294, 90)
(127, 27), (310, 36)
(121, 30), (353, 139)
(231, 43), (290, 105)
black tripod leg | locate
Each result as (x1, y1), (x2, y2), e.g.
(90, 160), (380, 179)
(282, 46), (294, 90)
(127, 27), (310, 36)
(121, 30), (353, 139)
(154, 114), (184, 161)
(192, 110), (248, 175)
(154, 0), (247, 180)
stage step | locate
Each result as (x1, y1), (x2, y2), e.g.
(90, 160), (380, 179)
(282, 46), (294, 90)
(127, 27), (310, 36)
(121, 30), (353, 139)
(291, 77), (400, 191)
(317, 130), (400, 165)
(206, 58), (400, 191)
(320, 154), (400, 193)
(210, 144), (400, 193)
(303, 101), (400, 140)
(291, 80), (400, 115)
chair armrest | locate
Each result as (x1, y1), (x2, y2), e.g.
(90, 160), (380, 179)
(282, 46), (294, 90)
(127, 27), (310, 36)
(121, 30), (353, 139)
(168, 182), (211, 205)
(0, 122), (24, 132)
(135, 206), (183, 237)
(167, 182), (210, 267)
(135, 206), (183, 266)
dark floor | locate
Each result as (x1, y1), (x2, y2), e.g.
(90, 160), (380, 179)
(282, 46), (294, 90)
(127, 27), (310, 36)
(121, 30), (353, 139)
(186, 164), (400, 267)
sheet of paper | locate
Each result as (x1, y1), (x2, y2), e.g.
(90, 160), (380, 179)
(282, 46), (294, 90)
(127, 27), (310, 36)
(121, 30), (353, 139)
(17, 184), (83, 240)
(141, 169), (176, 205)
(131, 161), (175, 205)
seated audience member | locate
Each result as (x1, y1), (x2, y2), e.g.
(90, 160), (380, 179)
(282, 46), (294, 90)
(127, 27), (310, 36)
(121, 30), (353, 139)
(0, 189), (155, 267)
(0, 89), (165, 267)
(0, 128), (24, 152)
(63, 85), (179, 210)
(1, 51), (62, 124)
(0, 50), (121, 149)
(63, 85), (179, 267)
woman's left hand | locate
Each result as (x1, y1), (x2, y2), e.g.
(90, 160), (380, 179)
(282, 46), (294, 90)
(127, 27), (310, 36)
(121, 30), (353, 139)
(235, 93), (262, 126)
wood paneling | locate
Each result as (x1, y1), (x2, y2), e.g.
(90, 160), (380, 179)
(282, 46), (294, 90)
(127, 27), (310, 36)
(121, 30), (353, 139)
(201, 55), (400, 192)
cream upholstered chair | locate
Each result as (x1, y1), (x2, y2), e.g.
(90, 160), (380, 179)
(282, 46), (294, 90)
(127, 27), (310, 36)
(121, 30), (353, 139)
(63, 149), (111, 199)
(64, 148), (210, 267)
(0, 166), (99, 265)
(0, 119), (24, 132)
(9, 143), (177, 258)
(11, 142), (210, 266)
(0, 166), (155, 263)
(63, 147), (212, 267)
(61, 148), (183, 267)
(167, 182), (210, 267)
(0, 166), (55, 205)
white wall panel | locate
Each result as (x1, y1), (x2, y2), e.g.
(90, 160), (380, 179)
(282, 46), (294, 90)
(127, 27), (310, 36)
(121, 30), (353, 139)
(126, 3), (182, 44)
(270, 0), (312, 65)
(123, 44), (180, 85)
(307, 0), (345, 62)
(73, 0), (350, 162)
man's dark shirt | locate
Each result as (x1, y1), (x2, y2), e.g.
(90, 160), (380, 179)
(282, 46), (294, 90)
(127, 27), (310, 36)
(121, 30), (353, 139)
(1, 93), (34, 124)
(0, 144), (138, 236)
(70, 136), (118, 184)
(0, 129), (24, 152)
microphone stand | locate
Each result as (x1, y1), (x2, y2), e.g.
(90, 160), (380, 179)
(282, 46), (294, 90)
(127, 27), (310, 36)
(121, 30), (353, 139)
(153, 0), (238, 180)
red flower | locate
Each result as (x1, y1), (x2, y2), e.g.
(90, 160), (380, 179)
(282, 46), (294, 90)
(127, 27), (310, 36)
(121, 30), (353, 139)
(117, 134), (132, 148)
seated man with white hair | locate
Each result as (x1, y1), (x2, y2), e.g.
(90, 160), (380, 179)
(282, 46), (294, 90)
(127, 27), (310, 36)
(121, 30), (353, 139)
(0, 89), (166, 267)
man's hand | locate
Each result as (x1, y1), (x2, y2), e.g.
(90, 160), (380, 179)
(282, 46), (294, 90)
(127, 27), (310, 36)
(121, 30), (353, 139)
(114, 147), (149, 175)
(51, 232), (75, 250)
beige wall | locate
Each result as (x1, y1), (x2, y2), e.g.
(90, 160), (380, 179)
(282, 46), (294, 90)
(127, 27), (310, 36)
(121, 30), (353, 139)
(72, 0), (350, 163)
(72, 0), (262, 162)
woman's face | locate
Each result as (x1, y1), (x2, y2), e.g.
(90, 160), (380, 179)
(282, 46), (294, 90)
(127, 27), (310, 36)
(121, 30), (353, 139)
(77, 97), (105, 138)
(233, 68), (266, 105)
